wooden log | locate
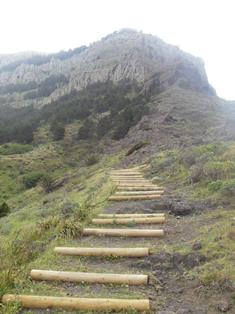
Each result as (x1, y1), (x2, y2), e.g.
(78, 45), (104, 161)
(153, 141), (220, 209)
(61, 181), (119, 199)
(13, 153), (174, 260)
(83, 228), (164, 237)
(30, 269), (148, 285)
(98, 213), (165, 218)
(92, 216), (165, 225)
(111, 176), (144, 179)
(117, 186), (163, 191)
(112, 182), (151, 185)
(116, 191), (164, 195)
(112, 179), (149, 182)
(54, 247), (150, 257)
(110, 169), (141, 173)
(2, 294), (150, 311)
(109, 195), (162, 201)
(110, 173), (141, 176)
(117, 183), (160, 187)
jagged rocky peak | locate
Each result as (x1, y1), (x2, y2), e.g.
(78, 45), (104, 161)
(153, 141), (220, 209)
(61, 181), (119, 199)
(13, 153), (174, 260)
(0, 29), (215, 108)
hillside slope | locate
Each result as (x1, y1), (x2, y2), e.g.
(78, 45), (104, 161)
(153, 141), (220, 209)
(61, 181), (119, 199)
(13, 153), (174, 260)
(0, 29), (214, 108)
(0, 30), (235, 313)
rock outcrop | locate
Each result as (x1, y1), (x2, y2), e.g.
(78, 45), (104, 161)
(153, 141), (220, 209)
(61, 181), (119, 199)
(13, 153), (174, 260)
(0, 29), (215, 108)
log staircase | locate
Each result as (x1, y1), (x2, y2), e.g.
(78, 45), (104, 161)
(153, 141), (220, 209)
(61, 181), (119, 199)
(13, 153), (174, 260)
(2, 165), (167, 312)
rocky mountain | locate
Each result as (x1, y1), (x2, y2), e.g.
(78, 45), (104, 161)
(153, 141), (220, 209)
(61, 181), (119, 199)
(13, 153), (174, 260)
(0, 29), (235, 160)
(0, 29), (214, 108)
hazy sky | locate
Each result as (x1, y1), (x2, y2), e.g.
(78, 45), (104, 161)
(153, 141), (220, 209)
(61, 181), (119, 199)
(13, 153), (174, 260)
(0, 0), (234, 100)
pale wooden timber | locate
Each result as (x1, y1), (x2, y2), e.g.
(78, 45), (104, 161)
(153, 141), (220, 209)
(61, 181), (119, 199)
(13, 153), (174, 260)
(110, 173), (141, 176)
(98, 213), (165, 218)
(113, 181), (152, 185)
(2, 294), (150, 311)
(92, 216), (165, 225)
(116, 191), (164, 195)
(117, 183), (160, 186)
(109, 195), (162, 201)
(112, 178), (148, 181)
(117, 186), (163, 191)
(110, 176), (143, 179)
(83, 228), (164, 237)
(54, 247), (150, 257)
(30, 269), (148, 285)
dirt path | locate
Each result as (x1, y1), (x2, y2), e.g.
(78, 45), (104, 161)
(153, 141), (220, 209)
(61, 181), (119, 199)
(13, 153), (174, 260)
(15, 168), (233, 313)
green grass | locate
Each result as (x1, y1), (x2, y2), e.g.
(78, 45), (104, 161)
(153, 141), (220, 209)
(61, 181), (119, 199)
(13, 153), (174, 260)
(0, 141), (122, 310)
(147, 141), (235, 203)
(0, 143), (33, 155)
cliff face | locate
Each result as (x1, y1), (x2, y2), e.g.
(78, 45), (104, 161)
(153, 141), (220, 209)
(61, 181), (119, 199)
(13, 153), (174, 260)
(0, 29), (214, 108)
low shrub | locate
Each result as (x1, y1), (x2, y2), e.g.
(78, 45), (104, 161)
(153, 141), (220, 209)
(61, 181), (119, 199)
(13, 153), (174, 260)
(86, 155), (99, 166)
(38, 215), (82, 238)
(0, 202), (10, 217)
(0, 143), (33, 155)
(204, 161), (235, 181)
(40, 174), (54, 193)
(188, 164), (204, 183)
(208, 180), (223, 193)
(23, 171), (53, 190)
(221, 179), (235, 197)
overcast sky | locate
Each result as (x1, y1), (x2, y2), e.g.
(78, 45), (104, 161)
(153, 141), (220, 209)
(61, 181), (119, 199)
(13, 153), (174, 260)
(0, 0), (234, 100)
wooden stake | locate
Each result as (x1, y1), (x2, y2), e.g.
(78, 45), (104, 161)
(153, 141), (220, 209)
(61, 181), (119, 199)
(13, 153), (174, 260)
(92, 216), (165, 225)
(2, 294), (150, 311)
(30, 270), (148, 285)
(83, 228), (164, 237)
(54, 247), (150, 257)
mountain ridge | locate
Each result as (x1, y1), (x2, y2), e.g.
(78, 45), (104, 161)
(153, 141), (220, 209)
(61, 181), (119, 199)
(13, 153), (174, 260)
(0, 29), (215, 108)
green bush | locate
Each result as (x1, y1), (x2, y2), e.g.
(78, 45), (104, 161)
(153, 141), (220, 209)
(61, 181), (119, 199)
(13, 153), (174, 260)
(40, 174), (54, 193)
(188, 164), (204, 183)
(0, 202), (10, 217)
(204, 161), (235, 181)
(208, 180), (223, 193)
(221, 179), (235, 197)
(22, 171), (48, 189)
(50, 121), (65, 141)
(86, 155), (99, 166)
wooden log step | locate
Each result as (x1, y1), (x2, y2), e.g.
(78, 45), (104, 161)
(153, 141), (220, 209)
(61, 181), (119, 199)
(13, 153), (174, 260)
(113, 181), (152, 185)
(92, 216), (165, 225)
(117, 186), (163, 191)
(98, 213), (165, 218)
(110, 171), (142, 174)
(112, 179), (146, 182)
(117, 183), (160, 186)
(110, 172), (142, 175)
(116, 191), (164, 195)
(110, 169), (141, 173)
(30, 269), (148, 285)
(83, 228), (164, 237)
(54, 247), (150, 257)
(109, 195), (162, 201)
(111, 176), (144, 179)
(2, 294), (150, 311)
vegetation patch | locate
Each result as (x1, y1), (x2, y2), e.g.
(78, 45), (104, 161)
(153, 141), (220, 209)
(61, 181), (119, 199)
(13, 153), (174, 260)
(0, 143), (33, 155)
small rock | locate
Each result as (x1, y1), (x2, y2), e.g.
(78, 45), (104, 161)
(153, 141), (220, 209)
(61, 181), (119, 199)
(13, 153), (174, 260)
(217, 301), (230, 312)
(192, 241), (202, 250)
(176, 216), (181, 219)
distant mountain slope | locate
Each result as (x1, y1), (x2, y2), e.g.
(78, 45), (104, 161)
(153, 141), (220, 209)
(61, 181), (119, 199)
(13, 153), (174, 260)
(0, 29), (214, 108)
(0, 29), (234, 160)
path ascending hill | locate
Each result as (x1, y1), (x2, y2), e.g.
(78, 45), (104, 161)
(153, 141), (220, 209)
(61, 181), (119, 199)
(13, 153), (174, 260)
(2, 165), (169, 312)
